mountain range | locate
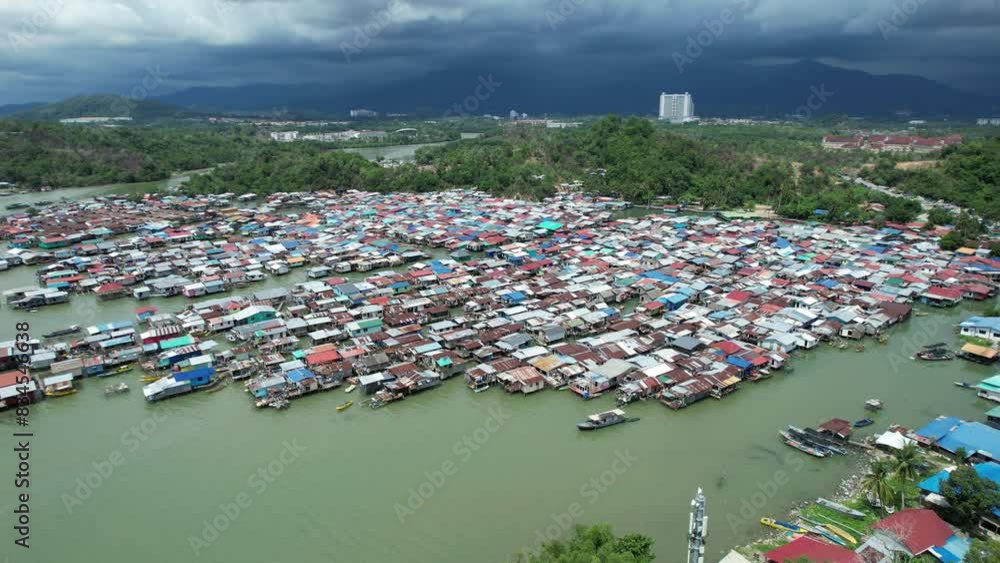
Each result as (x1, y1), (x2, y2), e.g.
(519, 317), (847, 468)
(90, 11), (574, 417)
(7, 61), (999, 120)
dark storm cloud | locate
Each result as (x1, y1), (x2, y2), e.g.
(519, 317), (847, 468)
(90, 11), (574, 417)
(1, 0), (998, 104)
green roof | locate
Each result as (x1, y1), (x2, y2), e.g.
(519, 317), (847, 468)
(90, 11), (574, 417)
(538, 221), (563, 231)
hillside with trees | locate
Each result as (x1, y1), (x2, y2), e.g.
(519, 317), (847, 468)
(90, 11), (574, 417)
(183, 115), (926, 224)
(0, 121), (253, 187)
(862, 137), (1000, 220)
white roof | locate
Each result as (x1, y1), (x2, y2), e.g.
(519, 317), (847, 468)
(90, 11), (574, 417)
(875, 431), (917, 451)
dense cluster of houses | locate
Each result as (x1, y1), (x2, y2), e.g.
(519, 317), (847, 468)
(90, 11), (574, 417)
(3, 189), (999, 413)
(822, 132), (963, 153)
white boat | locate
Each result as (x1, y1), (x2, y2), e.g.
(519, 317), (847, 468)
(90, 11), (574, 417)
(345, 384), (356, 393)
(474, 384), (490, 393)
(104, 382), (129, 395)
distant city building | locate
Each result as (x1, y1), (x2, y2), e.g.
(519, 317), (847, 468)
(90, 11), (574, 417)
(269, 131), (300, 142)
(978, 118), (1000, 126)
(349, 109), (378, 118)
(509, 110), (519, 120)
(59, 116), (133, 124)
(658, 92), (696, 123)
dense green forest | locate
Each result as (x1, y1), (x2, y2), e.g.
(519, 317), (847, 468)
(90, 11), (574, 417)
(184, 115), (927, 224)
(0, 121), (254, 186)
(862, 137), (1000, 220)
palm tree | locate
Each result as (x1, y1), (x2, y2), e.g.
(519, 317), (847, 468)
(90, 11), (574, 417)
(861, 459), (896, 511)
(893, 443), (923, 482)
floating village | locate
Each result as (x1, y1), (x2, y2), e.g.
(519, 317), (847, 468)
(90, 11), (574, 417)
(2, 189), (1000, 562)
(3, 189), (999, 408)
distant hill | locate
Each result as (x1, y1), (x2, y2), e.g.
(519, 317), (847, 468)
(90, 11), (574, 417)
(156, 60), (1000, 119)
(10, 94), (198, 122)
(0, 102), (44, 117)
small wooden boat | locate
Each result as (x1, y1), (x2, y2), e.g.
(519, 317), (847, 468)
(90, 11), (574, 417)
(344, 384), (356, 393)
(270, 398), (290, 409)
(915, 311), (929, 317)
(800, 517), (857, 545)
(798, 523), (849, 547)
(473, 384), (490, 393)
(816, 498), (866, 519)
(44, 388), (77, 398)
(853, 418), (875, 428)
(577, 409), (639, 431)
(954, 381), (975, 389)
(140, 375), (161, 382)
(104, 382), (129, 395)
(780, 431), (827, 458)
(337, 400), (353, 411)
(99, 364), (134, 378)
(760, 518), (805, 534)
(43, 324), (80, 339)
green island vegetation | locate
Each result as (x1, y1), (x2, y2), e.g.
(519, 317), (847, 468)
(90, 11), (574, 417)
(0, 121), (254, 187)
(507, 524), (654, 563)
(862, 137), (1000, 221)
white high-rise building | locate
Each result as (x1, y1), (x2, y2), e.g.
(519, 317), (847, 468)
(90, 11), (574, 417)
(658, 92), (695, 122)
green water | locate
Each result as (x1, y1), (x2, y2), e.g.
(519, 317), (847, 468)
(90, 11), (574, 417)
(0, 170), (209, 211)
(0, 236), (997, 561)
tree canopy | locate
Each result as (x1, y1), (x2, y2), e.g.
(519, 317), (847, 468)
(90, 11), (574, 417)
(939, 466), (1000, 532)
(510, 524), (655, 563)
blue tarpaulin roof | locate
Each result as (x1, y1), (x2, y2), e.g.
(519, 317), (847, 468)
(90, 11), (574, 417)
(915, 416), (963, 441)
(286, 368), (315, 383)
(726, 356), (752, 369)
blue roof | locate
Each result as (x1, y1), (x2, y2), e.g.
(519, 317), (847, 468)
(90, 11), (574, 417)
(959, 316), (1000, 332)
(817, 279), (839, 288)
(641, 271), (677, 283)
(726, 356), (752, 369)
(937, 421), (1000, 459)
(919, 462), (1000, 495)
(915, 416), (964, 441)
(174, 367), (214, 382)
(286, 368), (315, 383)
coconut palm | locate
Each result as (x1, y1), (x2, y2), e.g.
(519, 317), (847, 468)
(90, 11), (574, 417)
(861, 459), (896, 511)
(893, 443), (923, 482)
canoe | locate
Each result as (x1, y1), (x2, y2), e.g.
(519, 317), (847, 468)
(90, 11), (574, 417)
(345, 384), (356, 393)
(853, 418), (874, 428)
(336, 400), (353, 411)
(760, 518), (805, 534)
(816, 498), (866, 519)
(822, 522), (857, 545)
(45, 388), (77, 398)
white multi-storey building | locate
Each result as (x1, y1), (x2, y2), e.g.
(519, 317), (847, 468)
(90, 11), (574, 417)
(658, 92), (695, 122)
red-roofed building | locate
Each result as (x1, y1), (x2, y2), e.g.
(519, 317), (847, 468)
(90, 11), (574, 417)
(765, 536), (862, 563)
(869, 509), (954, 557)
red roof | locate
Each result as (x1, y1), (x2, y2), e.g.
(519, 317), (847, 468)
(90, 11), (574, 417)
(926, 286), (962, 300)
(305, 350), (341, 366)
(765, 536), (862, 563)
(871, 509), (953, 555)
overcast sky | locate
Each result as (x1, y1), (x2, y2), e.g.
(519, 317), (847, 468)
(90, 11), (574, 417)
(1, 0), (998, 104)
